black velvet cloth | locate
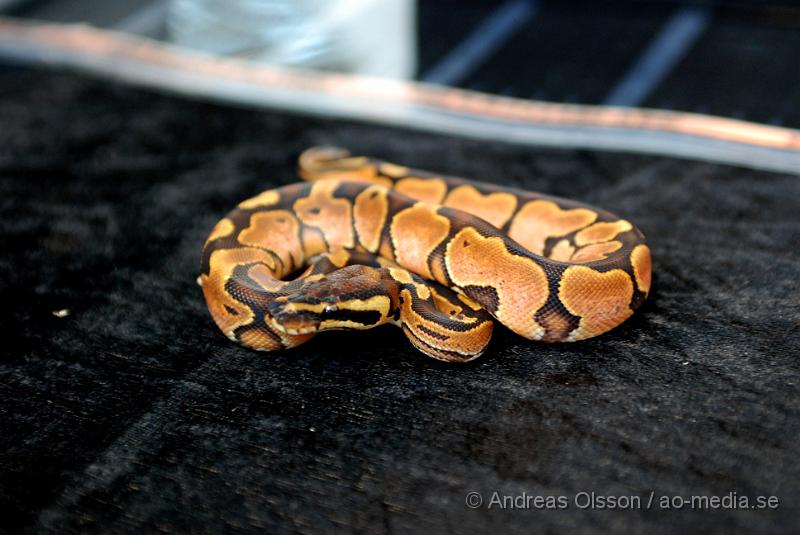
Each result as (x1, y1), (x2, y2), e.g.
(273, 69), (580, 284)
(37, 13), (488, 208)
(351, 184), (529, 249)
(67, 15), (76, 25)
(1, 68), (798, 534)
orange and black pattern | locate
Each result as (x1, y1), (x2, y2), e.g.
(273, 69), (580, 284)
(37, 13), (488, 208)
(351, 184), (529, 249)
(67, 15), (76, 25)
(199, 147), (652, 362)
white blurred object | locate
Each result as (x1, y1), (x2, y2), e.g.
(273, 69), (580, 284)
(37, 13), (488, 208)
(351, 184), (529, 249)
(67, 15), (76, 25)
(167, 0), (416, 79)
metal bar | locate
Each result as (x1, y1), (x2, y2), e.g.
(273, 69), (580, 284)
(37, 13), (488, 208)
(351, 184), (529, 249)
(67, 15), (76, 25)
(0, 0), (31, 12)
(604, 7), (711, 107)
(1, 18), (799, 175)
(111, 0), (169, 37)
(420, 0), (537, 86)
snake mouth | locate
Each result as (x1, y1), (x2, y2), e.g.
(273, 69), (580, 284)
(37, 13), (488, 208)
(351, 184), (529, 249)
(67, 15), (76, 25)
(266, 299), (328, 336)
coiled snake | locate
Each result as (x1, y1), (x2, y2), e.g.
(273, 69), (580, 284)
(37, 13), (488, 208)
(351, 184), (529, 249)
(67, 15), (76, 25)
(200, 147), (651, 362)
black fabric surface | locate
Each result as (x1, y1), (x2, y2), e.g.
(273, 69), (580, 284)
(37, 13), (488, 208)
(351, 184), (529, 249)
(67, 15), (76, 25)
(0, 68), (798, 534)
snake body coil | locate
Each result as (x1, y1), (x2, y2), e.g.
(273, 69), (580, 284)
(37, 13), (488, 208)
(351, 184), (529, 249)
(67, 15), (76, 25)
(200, 147), (651, 361)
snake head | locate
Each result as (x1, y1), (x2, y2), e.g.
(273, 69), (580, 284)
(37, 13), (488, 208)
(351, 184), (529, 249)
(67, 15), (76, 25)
(266, 266), (394, 335)
(266, 295), (330, 335)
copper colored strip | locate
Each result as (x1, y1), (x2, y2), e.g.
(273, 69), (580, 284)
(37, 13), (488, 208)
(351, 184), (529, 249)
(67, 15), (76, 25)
(1, 17), (799, 174)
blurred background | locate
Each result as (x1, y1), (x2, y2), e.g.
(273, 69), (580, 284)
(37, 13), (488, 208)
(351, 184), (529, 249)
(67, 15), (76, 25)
(2, 0), (800, 127)
(1, 3), (799, 534)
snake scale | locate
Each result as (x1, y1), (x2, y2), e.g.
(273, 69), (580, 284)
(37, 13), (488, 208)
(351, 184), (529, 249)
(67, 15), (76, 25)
(200, 147), (651, 362)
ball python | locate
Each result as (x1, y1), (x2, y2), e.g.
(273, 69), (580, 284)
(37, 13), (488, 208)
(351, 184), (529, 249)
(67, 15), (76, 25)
(199, 147), (651, 362)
